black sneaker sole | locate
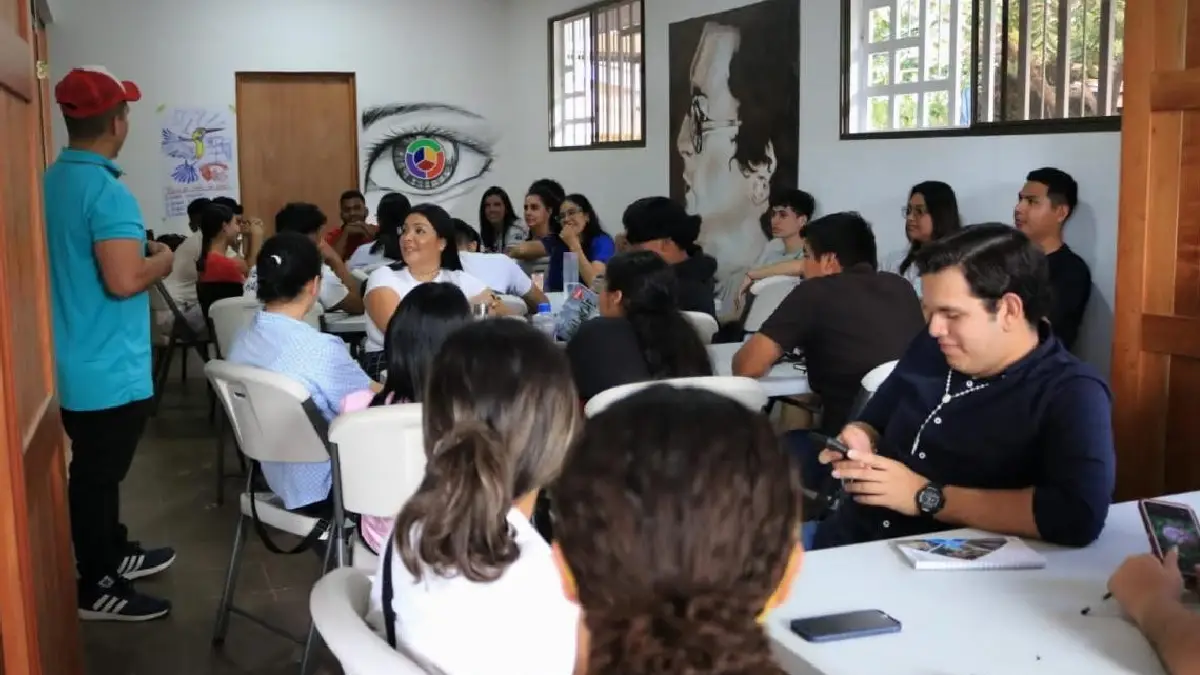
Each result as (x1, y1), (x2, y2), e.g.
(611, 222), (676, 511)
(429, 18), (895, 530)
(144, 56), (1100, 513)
(78, 606), (170, 622)
(121, 552), (177, 581)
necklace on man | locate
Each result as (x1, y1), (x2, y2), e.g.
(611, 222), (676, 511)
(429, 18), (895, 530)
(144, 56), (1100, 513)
(909, 370), (989, 456)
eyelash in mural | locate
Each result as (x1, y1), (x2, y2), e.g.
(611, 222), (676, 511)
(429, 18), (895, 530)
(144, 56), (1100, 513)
(363, 124), (495, 198)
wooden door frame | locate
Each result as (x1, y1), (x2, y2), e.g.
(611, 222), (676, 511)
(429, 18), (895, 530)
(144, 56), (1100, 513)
(0, 1), (78, 673)
(233, 71), (360, 233)
(1110, 0), (1200, 500)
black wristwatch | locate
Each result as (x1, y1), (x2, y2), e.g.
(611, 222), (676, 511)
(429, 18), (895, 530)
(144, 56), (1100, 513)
(915, 482), (945, 516)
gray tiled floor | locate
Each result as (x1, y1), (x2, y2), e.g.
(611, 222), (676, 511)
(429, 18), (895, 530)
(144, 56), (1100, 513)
(82, 358), (338, 675)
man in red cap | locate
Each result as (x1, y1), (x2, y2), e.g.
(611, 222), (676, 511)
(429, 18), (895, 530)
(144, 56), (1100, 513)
(44, 66), (175, 622)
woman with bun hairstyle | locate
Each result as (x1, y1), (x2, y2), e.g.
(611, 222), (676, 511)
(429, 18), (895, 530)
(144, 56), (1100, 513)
(623, 196), (719, 316)
(567, 250), (712, 401)
(227, 232), (374, 515)
(370, 319), (581, 675)
(348, 192), (411, 270)
(552, 385), (805, 675)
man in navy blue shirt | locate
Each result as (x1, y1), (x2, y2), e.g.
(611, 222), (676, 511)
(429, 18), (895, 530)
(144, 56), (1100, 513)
(810, 223), (1114, 550)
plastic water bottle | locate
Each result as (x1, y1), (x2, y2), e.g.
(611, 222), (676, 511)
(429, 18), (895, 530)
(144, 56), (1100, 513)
(562, 252), (579, 289)
(532, 302), (556, 339)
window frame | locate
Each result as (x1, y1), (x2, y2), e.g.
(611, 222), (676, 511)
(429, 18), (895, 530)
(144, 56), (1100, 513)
(547, 0), (647, 152)
(839, 0), (1122, 140)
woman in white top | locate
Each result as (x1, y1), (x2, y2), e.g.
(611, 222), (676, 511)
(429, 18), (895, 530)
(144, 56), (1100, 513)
(369, 319), (582, 675)
(363, 203), (509, 377)
(884, 181), (963, 296)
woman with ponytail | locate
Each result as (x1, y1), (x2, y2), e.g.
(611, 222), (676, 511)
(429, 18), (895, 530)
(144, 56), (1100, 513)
(370, 319), (581, 675)
(552, 385), (805, 675)
(567, 250), (712, 401)
(196, 203), (254, 283)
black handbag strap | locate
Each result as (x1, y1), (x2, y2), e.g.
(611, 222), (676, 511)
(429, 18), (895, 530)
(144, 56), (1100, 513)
(382, 537), (398, 648)
(247, 463), (327, 555)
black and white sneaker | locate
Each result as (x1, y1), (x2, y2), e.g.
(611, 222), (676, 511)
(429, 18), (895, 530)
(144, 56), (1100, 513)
(117, 544), (177, 581)
(78, 576), (171, 622)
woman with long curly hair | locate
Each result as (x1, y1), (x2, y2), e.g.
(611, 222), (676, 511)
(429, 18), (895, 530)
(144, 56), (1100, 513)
(552, 385), (805, 675)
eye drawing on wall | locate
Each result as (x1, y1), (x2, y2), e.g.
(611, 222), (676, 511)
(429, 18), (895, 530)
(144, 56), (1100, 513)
(360, 103), (497, 210)
(668, 0), (799, 287)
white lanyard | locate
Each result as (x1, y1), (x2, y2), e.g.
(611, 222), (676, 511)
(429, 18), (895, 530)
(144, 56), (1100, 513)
(910, 370), (989, 456)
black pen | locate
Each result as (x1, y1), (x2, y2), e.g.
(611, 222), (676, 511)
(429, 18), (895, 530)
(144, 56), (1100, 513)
(1080, 591), (1113, 615)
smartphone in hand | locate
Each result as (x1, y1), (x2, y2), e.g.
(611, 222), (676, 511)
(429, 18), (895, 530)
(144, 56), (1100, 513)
(1138, 499), (1200, 580)
(809, 432), (851, 459)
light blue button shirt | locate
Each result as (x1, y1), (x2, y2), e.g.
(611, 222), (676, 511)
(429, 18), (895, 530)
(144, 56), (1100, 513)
(228, 310), (372, 509)
(45, 148), (152, 411)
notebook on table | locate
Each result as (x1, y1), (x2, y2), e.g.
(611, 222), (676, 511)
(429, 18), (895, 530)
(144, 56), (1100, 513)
(892, 536), (1046, 570)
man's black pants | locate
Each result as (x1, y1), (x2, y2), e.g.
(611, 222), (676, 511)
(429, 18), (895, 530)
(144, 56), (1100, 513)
(62, 398), (152, 586)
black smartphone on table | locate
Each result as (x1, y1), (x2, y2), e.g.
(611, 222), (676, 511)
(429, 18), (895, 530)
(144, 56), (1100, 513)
(1138, 499), (1200, 580)
(789, 609), (902, 643)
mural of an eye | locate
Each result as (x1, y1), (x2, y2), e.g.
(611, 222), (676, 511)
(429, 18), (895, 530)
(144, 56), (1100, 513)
(361, 103), (496, 210)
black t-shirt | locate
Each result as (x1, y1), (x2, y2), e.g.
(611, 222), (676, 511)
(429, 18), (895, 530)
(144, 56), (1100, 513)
(673, 253), (718, 316)
(567, 317), (652, 401)
(758, 264), (926, 432)
(1046, 244), (1092, 350)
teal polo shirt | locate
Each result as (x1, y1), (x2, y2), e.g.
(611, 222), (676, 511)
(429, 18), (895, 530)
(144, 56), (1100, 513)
(45, 148), (152, 412)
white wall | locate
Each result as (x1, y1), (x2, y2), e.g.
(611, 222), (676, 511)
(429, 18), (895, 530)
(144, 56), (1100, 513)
(48, 0), (512, 234)
(506, 0), (1120, 376)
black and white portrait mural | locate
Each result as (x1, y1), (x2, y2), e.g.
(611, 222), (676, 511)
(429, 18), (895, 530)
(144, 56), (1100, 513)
(359, 102), (498, 212)
(668, 0), (799, 288)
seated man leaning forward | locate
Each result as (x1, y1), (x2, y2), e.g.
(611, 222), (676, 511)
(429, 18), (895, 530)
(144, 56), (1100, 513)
(811, 223), (1115, 551)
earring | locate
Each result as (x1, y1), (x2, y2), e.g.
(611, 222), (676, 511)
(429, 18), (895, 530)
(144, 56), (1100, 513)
(750, 174), (769, 205)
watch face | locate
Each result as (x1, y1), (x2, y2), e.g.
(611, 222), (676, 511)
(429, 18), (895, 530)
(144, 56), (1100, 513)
(918, 486), (942, 512)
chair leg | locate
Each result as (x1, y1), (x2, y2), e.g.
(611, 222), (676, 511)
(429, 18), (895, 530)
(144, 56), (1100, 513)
(299, 538), (336, 675)
(212, 513), (248, 646)
(208, 384), (217, 425)
(180, 347), (189, 384)
(153, 345), (176, 414)
(214, 410), (226, 506)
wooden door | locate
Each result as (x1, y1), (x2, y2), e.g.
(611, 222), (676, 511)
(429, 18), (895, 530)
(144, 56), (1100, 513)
(0, 0), (84, 674)
(234, 72), (359, 234)
(1111, 0), (1200, 500)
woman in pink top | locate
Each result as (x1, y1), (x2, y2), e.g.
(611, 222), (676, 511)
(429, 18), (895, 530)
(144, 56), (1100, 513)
(340, 282), (473, 554)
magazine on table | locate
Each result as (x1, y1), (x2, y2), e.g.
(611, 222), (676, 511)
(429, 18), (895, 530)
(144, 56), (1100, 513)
(892, 536), (1046, 570)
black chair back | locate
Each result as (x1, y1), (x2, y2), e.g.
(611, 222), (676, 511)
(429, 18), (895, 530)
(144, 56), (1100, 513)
(197, 282), (246, 318)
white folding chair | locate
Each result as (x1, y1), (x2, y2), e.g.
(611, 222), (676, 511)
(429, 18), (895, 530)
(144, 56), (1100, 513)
(328, 403), (426, 572)
(585, 376), (768, 417)
(207, 299), (324, 505)
(205, 360), (347, 675)
(310, 569), (436, 675)
(682, 311), (719, 344)
(351, 268), (370, 285)
(743, 277), (801, 333)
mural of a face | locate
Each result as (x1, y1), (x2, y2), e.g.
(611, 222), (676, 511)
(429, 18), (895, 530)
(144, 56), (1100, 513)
(360, 103), (497, 213)
(669, 2), (797, 284)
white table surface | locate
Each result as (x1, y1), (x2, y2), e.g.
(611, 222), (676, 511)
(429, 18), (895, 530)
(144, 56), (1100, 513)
(765, 494), (1200, 675)
(707, 341), (811, 399)
(322, 312), (367, 335)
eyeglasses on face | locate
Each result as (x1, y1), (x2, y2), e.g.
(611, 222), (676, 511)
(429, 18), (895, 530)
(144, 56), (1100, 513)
(902, 205), (929, 218)
(557, 208), (583, 222)
(688, 95), (740, 154)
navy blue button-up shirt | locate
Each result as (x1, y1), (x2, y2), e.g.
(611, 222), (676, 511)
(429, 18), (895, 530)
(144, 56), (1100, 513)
(813, 325), (1115, 550)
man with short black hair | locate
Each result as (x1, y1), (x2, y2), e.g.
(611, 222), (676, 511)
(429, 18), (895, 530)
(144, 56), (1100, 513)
(452, 218), (549, 312)
(46, 65), (176, 621)
(243, 202), (364, 314)
(733, 212), (925, 487)
(810, 224), (1114, 551)
(1015, 167), (1091, 350)
(325, 189), (376, 260)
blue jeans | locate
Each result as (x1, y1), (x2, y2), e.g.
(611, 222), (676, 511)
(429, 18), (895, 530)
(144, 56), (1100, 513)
(802, 521), (820, 550)
(783, 429), (833, 492)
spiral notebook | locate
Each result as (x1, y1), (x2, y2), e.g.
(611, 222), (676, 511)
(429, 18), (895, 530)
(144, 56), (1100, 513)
(893, 536), (1046, 570)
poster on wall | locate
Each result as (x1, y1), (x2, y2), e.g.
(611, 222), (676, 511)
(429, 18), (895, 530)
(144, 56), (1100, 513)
(158, 105), (238, 218)
(668, 0), (799, 292)
(359, 102), (498, 216)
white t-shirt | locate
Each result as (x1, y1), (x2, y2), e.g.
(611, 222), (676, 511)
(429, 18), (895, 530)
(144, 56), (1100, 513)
(363, 266), (489, 353)
(460, 252), (533, 298)
(348, 242), (393, 270)
(882, 249), (922, 296)
(243, 263), (351, 310)
(369, 509), (578, 675)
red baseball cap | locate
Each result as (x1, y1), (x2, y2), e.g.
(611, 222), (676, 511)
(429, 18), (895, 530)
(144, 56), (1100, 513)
(55, 66), (141, 118)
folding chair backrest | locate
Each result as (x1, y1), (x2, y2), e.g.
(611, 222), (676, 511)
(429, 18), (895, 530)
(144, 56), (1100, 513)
(208, 297), (260, 359)
(204, 360), (330, 464)
(310, 569), (437, 675)
(328, 403), (426, 518)
(682, 311), (719, 344)
(198, 281), (247, 318)
(585, 376), (768, 417)
(744, 278), (800, 333)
